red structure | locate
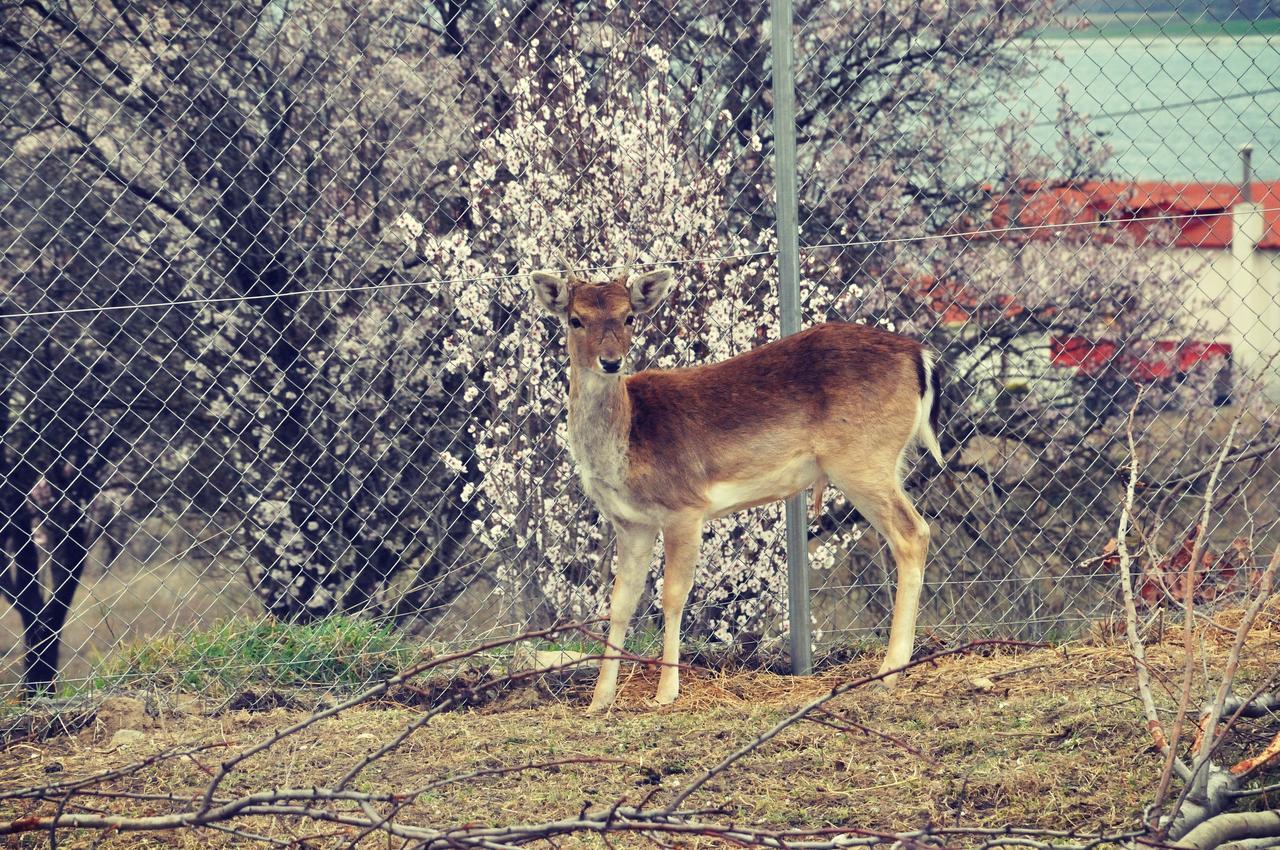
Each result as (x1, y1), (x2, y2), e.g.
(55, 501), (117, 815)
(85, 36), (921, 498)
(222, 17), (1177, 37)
(1050, 336), (1232, 383)
(987, 180), (1280, 250)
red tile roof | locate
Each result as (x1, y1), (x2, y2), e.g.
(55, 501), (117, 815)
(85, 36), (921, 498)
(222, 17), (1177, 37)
(987, 181), (1280, 250)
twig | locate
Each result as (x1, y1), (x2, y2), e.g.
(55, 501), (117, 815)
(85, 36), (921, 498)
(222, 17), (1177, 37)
(1117, 391), (1175, 761)
(1231, 780), (1280, 799)
(1154, 406), (1244, 820)
(1194, 546), (1280, 763)
(200, 821), (292, 847)
(1231, 726), (1280, 778)
(199, 620), (599, 811)
(414, 756), (633, 796)
(0, 742), (233, 801)
(804, 707), (933, 761)
(334, 637), (650, 791)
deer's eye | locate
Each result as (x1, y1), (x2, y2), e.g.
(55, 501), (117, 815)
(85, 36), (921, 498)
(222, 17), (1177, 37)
(625, 315), (635, 326)
(569, 317), (583, 329)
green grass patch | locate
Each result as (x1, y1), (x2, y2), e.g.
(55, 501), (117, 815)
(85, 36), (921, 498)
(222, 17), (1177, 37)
(89, 616), (424, 695)
(532, 625), (665, 658)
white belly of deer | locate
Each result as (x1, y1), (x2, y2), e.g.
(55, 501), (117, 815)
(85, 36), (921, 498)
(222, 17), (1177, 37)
(705, 457), (821, 517)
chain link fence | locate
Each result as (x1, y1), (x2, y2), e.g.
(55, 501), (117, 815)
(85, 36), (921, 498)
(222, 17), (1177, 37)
(1, 0), (1278, 705)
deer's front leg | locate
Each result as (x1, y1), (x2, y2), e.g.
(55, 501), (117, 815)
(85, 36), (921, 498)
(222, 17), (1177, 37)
(655, 513), (702, 706)
(587, 522), (658, 714)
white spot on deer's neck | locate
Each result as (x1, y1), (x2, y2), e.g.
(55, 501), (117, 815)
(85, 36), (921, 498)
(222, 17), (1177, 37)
(567, 366), (654, 523)
(567, 368), (629, 485)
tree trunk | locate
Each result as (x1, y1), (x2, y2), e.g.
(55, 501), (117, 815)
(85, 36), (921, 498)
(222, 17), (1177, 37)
(4, 512), (57, 695)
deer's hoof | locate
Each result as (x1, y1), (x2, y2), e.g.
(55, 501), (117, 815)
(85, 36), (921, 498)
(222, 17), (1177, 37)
(872, 671), (900, 691)
(653, 688), (679, 706)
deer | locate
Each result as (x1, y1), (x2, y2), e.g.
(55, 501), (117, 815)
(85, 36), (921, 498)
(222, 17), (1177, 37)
(528, 267), (942, 713)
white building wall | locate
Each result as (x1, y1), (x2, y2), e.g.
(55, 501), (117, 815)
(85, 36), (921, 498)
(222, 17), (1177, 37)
(1190, 202), (1280, 399)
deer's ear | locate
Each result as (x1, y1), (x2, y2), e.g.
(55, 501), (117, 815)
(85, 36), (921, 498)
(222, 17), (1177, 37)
(628, 268), (674, 315)
(530, 271), (570, 314)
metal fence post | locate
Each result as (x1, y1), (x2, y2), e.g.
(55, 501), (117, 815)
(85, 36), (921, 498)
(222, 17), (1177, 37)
(769, 0), (812, 676)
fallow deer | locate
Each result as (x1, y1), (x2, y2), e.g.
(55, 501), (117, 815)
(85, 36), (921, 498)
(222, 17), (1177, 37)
(529, 268), (942, 713)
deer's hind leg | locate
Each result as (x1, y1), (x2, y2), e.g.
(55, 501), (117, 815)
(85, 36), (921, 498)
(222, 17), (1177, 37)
(655, 511), (702, 706)
(823, 455), (930, 686)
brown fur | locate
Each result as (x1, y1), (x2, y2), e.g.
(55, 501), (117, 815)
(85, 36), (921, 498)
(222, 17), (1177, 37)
(623, 323), (923, 510)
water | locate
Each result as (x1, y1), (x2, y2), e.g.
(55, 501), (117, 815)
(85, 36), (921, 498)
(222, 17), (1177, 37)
(996, 33), (1280, 182)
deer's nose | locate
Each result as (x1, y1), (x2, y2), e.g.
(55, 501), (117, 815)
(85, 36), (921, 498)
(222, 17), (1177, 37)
(599, 358), (622, 374)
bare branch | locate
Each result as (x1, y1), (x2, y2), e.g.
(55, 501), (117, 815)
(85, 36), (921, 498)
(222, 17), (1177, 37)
(196, 620), (600, 814)
(1198, 547), (1280, 760)
(804, 706), (934, 761)
(1180, 811), (1280, 850)
(1155, 406), (1247, 818)
(1117, 391), (1179, 764)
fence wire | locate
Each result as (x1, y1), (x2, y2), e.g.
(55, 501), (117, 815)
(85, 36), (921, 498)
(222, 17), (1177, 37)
(1, 0), (1278, 705)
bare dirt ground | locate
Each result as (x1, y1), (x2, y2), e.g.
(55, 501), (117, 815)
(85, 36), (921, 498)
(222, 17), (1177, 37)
(2, 615), (1278, 849)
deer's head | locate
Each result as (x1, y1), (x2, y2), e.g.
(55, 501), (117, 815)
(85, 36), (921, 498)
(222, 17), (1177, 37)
(530, 269), (674, 375)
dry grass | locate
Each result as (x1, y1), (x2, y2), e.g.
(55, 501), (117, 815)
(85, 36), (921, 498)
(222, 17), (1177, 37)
(2, 619), (1279, 849)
